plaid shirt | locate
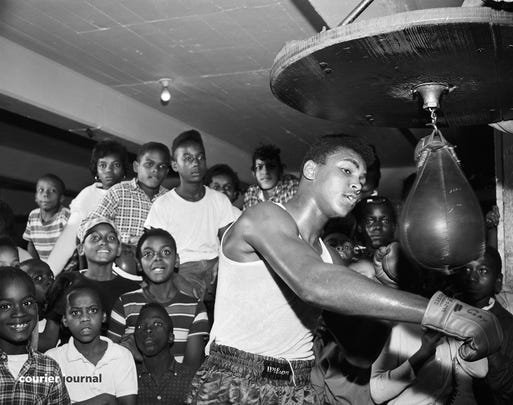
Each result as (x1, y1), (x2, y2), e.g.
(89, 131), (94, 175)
(86, 178), (168, 244)
(0, 348), (70, 404)
(243, 174), (299, 210)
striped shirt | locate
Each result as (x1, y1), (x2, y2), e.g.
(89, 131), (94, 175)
(108, 288), (209, 363)
(85, 178), (168, 244)
(23, 206), (70, 260)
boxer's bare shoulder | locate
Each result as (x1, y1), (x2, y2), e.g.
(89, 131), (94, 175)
(222, 201), (302, 263)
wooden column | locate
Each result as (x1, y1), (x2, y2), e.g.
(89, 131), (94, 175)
(495, 129), (513, 310)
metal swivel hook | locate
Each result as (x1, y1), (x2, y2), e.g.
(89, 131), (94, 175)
(426, 107), (438, 131)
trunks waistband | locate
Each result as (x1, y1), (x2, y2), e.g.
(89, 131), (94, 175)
(206, 343), (314, 386)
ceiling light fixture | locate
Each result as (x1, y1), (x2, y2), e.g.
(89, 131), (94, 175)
(159, 78), (172, 103)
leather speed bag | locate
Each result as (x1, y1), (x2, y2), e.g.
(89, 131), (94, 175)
(398, 130), (485, 274)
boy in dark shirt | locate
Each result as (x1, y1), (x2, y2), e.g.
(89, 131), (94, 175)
(135, 302), (196, 405)
(455, 246), (513, 405)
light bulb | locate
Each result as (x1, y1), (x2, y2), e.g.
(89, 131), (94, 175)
(160, 87), (171, 102)
(158, 78), (172, 103)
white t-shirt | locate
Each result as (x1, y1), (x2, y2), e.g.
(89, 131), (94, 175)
(69, 183), (108, 217)
(45, 336), (137, 402)
(7, 354), (29, 379)
(144, 186), (237, 263)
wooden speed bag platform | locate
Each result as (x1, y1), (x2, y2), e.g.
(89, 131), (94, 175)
(270, 7), (513, 128)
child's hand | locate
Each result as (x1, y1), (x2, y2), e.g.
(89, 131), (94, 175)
(409, 330), (443, 374)
(419, 330), (442, 357)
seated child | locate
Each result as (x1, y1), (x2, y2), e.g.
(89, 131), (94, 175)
(455, 246), (513, 405)
(23, 174), (70, 261)
(19, 259), (57, 352)
(0, 266), (70, 404)
(46, 217), (140, 347)
(0, 236), (20, 267)
(46, 286), (137, 404)
(135, 303), (196, 405)
(108, 228), (209, 370)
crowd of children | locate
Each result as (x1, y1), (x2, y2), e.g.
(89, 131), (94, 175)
(0, 129), (511, 404)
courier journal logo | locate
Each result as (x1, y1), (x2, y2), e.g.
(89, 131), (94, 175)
(19, 374), (102, 383)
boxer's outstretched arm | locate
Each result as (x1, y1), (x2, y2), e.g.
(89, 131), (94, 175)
(225, 203), (502, 360)
(233, 203), (426, 322)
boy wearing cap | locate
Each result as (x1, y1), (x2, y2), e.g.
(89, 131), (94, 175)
(144, 130), (237, 322)
(47, 217), (140, 346)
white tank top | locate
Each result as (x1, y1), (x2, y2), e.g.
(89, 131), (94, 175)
(207, 204), (333, 360)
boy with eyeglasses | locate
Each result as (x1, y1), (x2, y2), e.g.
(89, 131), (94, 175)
(144, 130), (237, 323)
(81, 142), (170, 277)
(243, 144), (299, 210)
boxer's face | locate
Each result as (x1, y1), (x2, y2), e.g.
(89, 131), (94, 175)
(309, 147), (366, 218)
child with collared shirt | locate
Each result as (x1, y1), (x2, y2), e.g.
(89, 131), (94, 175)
(83, 142), (170, 277)
(135, 302), (196, 405)
(46, 286), (137, 404)
(0, 266), (70, 404)
(23, 173), (70, 261)
(0, 236), (20, 267)
(108, 228), (209, 371)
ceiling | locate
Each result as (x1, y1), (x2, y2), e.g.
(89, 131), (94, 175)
(0, 0), (483, 179)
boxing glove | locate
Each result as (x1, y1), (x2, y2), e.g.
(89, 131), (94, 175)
(373, 242), (400, 288)
(422, 291), (503, 360)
